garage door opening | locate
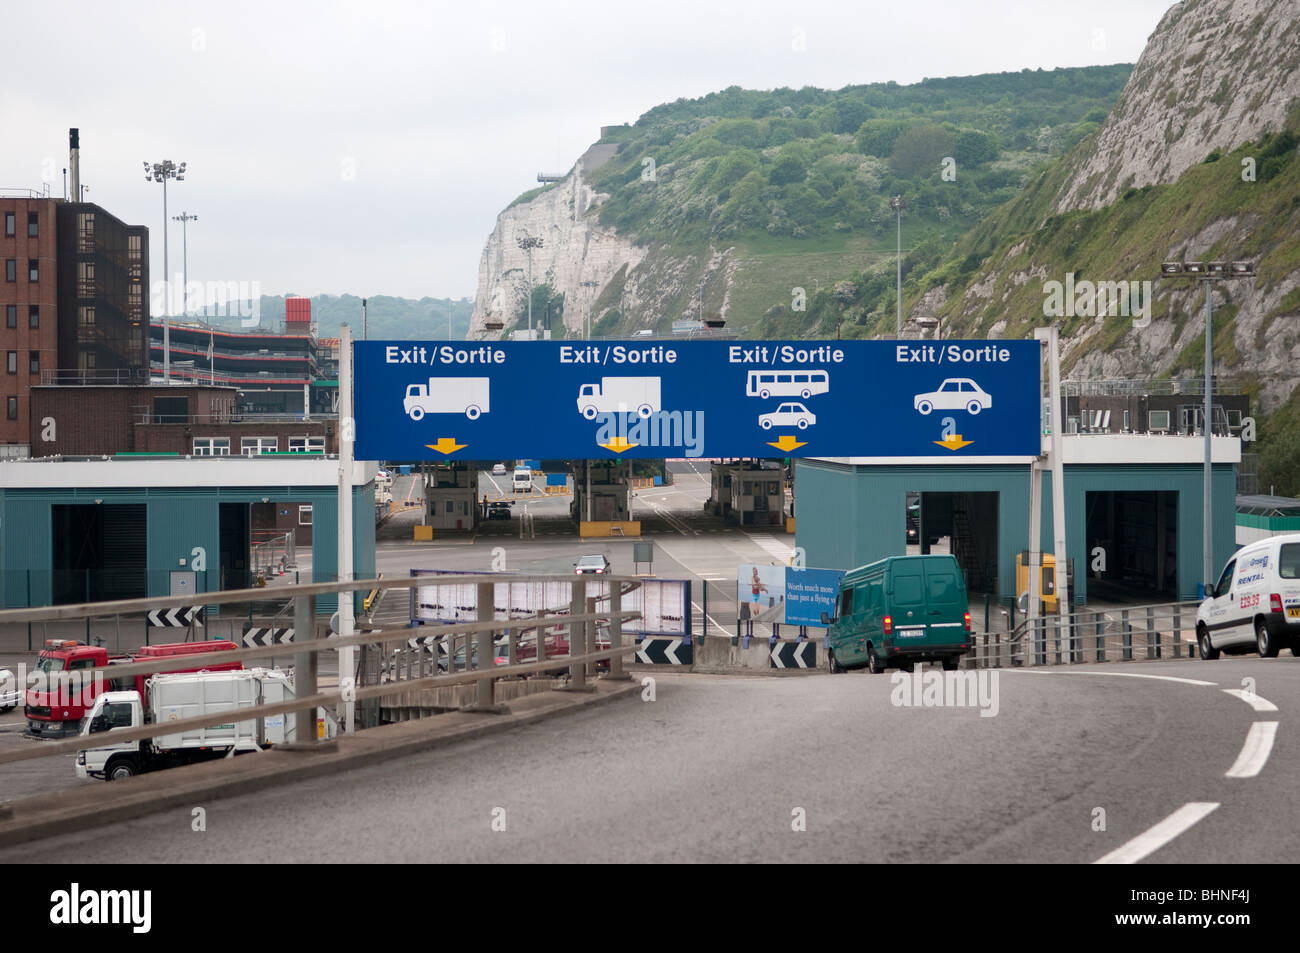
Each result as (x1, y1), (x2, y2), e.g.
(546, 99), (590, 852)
(1085, 490), (1178, 602)
(907, 491), (999, 596)
(51, 504), (147, 604)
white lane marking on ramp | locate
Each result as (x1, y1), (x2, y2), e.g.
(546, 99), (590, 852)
(1225, 721), (1278, 778)
(1093, 802), (1220, 865)
(750, 534), (793, 562)
(1222, 688), (1278, 712)
(1009, 670), (1218, 687)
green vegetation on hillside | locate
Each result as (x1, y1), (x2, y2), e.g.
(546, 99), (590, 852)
(193, 295), (475, 341)
(590, 66), (1130, 250)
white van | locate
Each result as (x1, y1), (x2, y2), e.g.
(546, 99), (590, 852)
(1197, 533), (1300, 659)
(512, 467), (532, 493)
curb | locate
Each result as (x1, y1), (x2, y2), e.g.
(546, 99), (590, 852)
(0, 678), (640, 848)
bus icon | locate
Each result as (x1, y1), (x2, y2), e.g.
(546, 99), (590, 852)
(745, 369), (829, 400)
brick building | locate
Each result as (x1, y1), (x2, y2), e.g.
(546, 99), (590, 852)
(1, 195), (60, 448)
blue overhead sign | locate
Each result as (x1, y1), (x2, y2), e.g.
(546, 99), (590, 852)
(352, 340), (1041, 461)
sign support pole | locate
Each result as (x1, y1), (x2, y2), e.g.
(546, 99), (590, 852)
(338, 323), (356, 732)
(1046, 326), (1068, 626)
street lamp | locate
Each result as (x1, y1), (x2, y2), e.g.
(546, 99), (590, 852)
(1157, 258), (1256, 596)
(516, 233), (544, 334)
(172, 211), (197, 316)
(890, 195), (906, 336)
(145, 159), (187, 381)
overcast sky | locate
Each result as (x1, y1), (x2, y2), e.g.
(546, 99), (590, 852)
(0, 0), (1171, 301)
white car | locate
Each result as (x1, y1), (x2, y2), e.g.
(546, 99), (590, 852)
(1197, 533), (1300, 659)
(914, 378), (992, 415)
(758, 402), (816, 431)
(491, 463), (507, 475)
(0, 669), (19, 711)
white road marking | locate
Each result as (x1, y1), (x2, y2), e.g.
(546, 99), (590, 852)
(1222, 688), (1278, 712)
(1010, 670), (1218, 687)
(1225, 721), (1278, 778)
(1093, 802), (1220, 865)
(749, 534), (793, 562)
(691, 600), (730, 637)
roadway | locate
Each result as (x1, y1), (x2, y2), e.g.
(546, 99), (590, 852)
(3, 657), (1293, 863)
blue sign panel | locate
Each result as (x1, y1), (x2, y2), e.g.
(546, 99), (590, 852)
(353, 340), (1040, 461)
(784, 568), (846, 627)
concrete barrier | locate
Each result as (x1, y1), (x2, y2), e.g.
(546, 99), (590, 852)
(413, 525), (433, 541)
(692, 636), (824, 674)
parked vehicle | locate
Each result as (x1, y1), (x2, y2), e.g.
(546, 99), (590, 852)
(486, 502), (512, 520)
(76, 668), (335, 781)
(491, 462), (507, 475)
(403, 377), (490, 420)
(25, 639), (241, 738)
(574, 554), (611, 574)
(1015, 551), (1059, 614)
(822, 555), (972, 673)
(513, 467), (532, 492)
(1197, 533), (1300, 659)
(0, 669), (18, 711)
(576, 377), (660, 420)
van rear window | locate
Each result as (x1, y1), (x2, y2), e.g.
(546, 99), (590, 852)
(893, 575), (922, 605)
(1281, 544), (1300, 579)
(928, 572), (959, 603)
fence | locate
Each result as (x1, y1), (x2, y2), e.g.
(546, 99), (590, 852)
(251, 531), (297, 578)
(965, 601), (1202, 668)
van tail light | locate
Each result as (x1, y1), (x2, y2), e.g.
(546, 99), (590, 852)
(964, 612), (971, 632)
(1270, 594), (1284, 613)
(883, 615), (893, 635)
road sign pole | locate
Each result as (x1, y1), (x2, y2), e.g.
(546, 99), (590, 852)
(338, 324), (356, 732)
(1046, 326), (1068, 621)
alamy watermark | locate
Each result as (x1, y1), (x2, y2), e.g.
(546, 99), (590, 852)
(1042, 272), (1152, 328)
(593, 409), (705, 457)
(151, 276), (262, 327)
(890, 668), (999, 717)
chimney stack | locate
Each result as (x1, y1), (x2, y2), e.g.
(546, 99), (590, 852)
(69, 128), (80, 203)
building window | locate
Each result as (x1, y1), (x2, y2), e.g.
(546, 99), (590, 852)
(28, 306), (38, 329)
(28, 259), (38, 282)
(288, 435), (325, 453)
(78, 212), (95, 252)
(3, 213), (13, 237)
(27, 212), (38, 238)
(241, 436), (278, 456)
(79, 306), (95, 326)
(5, 397), (15, 420)
(1122, 409), (1130, 432)
(77, 261), (94, 297)
(1149, 410), (1171, 432)
(299, 505), (313, 526)
(4, 260), (13, 282)
(4, 305), (14, 328)
(28, 351), (38, 374)
(193, 437), (230, 456)
(6, 351), (16, 374)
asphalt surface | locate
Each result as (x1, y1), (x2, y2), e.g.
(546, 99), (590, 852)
(2, 656), (1292, 863)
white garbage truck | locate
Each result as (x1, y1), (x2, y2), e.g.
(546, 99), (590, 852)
(75, 668), (336, 781)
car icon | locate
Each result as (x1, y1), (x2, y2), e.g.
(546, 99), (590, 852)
(758, 402), (816, 430)
(914, 378), (992, 416)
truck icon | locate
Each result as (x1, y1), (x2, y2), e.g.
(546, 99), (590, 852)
(576, 377), (661, 420)
(404, 378), (490, 421)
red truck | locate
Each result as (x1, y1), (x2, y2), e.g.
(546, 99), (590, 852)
(25, 639), (242, 738)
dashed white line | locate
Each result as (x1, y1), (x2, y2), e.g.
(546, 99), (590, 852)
(1093, 802), (1220, 865)
(1225, 721), (1278, 778)
(1222, 688), (1278, 712)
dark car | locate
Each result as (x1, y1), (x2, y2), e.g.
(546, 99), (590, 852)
(486, 502), (512, 520)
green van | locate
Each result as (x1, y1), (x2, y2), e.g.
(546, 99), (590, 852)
(821, 554), (972, 673)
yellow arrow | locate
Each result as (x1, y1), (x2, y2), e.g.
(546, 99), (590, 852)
(426, 438), (466, 455)
(935, 434), (974, 451)
(767, 435), (807, 453)
(600, 436), (638, 453)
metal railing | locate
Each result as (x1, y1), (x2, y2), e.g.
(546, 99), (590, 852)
(133, 412), (337, 426)
(40, 369), (152, 386)
(1060, 378), (1240, 397)
(251, 531), (297, 578)
(965, 600), (1202, 668)
(0, 573), (643, 768)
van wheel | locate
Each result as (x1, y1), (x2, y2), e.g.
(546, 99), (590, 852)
(942, 655), (959, 671)
(867, 647), (884, 674)
(1197, 625), (1220, 660)
(1256, 619), (1279, 658)
(106, 758), (136, 781)
(828, 651), (842, 674)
